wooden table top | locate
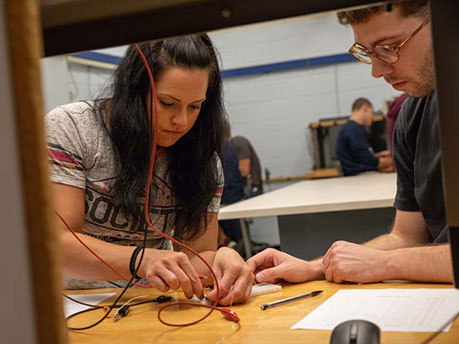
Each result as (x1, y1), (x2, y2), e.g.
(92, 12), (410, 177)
(67, 280), (458, 344)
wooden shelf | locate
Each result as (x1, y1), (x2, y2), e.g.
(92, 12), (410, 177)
(40, 0), (383, 56)
(309, 115), (385, 129)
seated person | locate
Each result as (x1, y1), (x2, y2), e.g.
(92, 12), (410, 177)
(247, 0), (453, 287)
(221, 120), (270, 256)
(219, 123), (245, 247)
(46, 34), (253, 305)
(386, 93), (409, 170)
(226, 124), (263, 197)
(336, 98), (392, 176)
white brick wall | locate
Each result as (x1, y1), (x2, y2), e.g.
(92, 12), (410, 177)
(41, 12), (404, 246)
(43, 12), (402, 178)
(213, 13), (354, 69)
(67, 63), (112, 103)
(223, 62), (401, 178)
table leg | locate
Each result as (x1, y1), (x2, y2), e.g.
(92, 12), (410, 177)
(240, 219), (252, 258)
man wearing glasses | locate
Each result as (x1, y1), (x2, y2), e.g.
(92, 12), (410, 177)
(247, 0), (453, 285)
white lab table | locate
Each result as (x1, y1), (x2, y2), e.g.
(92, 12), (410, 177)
(219, 172), (397, 259)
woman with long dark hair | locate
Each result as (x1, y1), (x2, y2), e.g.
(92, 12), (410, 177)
(46, 34), (253, 304)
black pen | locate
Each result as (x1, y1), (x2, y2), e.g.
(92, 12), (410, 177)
(260, 290), (323, 310)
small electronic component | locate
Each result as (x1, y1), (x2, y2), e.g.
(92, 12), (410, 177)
(154, 295), (172, 304)
(221, 308), (240, 322)
(251, 283), (282, 297)
(113, 305), (130, 322)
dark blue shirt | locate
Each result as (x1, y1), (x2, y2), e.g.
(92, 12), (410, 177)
(336, 120), (379, 176)
(221, 141), (245, 205)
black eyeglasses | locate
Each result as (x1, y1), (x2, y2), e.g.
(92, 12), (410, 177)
(349, 18), (430, 64)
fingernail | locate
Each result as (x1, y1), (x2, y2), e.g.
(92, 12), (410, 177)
(256, 272), (266, 283)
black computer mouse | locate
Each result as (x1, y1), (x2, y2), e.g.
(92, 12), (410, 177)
(330, 319), (380, 344)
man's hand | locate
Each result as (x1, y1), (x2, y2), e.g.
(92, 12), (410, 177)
(375, 150), (391, 158)
(205, 247), (254, 305)
(378, 156), (393, 172)
(246, 248), (322, 284)
(322, 241), (390, 283)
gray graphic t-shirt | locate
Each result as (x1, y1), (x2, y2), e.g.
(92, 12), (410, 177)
(45, 101), (223, 288)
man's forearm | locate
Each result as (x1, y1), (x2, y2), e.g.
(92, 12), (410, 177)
(309, 257), (325, 280)
(385, 244), (453, 283)
(364, 231), (419, 250)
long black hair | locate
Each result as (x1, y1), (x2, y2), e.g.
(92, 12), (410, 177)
(95, 34), (225, 240)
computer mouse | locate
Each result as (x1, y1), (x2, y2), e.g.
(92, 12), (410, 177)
(330, 319), (380, 344)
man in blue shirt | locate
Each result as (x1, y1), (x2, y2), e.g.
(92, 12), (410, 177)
(336, 98), (392, 176)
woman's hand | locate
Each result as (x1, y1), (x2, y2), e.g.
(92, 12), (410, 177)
(140, 249), (204, 299)
(205, 247), (254, 305)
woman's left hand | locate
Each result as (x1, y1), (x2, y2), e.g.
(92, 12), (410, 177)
(205, 247), (254, 305)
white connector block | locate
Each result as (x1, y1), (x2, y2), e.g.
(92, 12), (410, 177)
(251, 283), (282, 298)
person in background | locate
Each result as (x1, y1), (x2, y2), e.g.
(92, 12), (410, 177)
(336, 98), (392, 176)
(223, 120), (271, 256)
(386, 93), (409, 170)
(228, 128), (264, 197)
(46, 34), (253, 305)
(248, 0), (454, 286)
(218, 119), (245, 250)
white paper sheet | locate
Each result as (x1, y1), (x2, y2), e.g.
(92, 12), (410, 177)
(63, 293), (116, 317)
(291, 289), (459, 332)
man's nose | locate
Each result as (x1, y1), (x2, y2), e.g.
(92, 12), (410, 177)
(371, 57), (393, 79)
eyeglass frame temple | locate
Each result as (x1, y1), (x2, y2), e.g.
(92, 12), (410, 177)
(392, 17), (430, 53)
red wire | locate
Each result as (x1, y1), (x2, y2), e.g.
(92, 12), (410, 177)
(57, 212), (150, 288)
(133, 44), (224, 327)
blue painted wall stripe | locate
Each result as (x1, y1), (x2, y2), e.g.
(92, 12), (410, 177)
(70, 51), (357, 77)
(72, 51), (123, 65)
(221, 53), (357, 78)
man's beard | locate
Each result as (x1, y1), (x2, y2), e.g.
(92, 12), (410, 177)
(385, 49), (435, 98)
(409, 48), (435, 97)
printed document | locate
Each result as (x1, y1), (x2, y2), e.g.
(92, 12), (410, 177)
(292, 289), (459, 332)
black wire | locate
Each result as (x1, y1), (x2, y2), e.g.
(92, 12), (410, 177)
(67, 275), (135, 330)
(63, 276), (145, 309)
(66, 306), (107, 321)
(419, 308), (459, 344)
(67, 43), (156, 331)
(108, 278), (143, 288)
(63, 294), (104, 309)
(67, 169), (149, 330)
(65, 297), (168, 322)
(67, 213), (150, 331)
(107, 281), (123, 288)
(68, 230), (149, 331)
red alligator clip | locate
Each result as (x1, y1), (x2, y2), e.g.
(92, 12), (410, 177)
(221, 308), (240, 322)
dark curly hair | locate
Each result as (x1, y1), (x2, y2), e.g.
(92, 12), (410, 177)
(337, 0), (429, 25)
(95, 34), (225, 240)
